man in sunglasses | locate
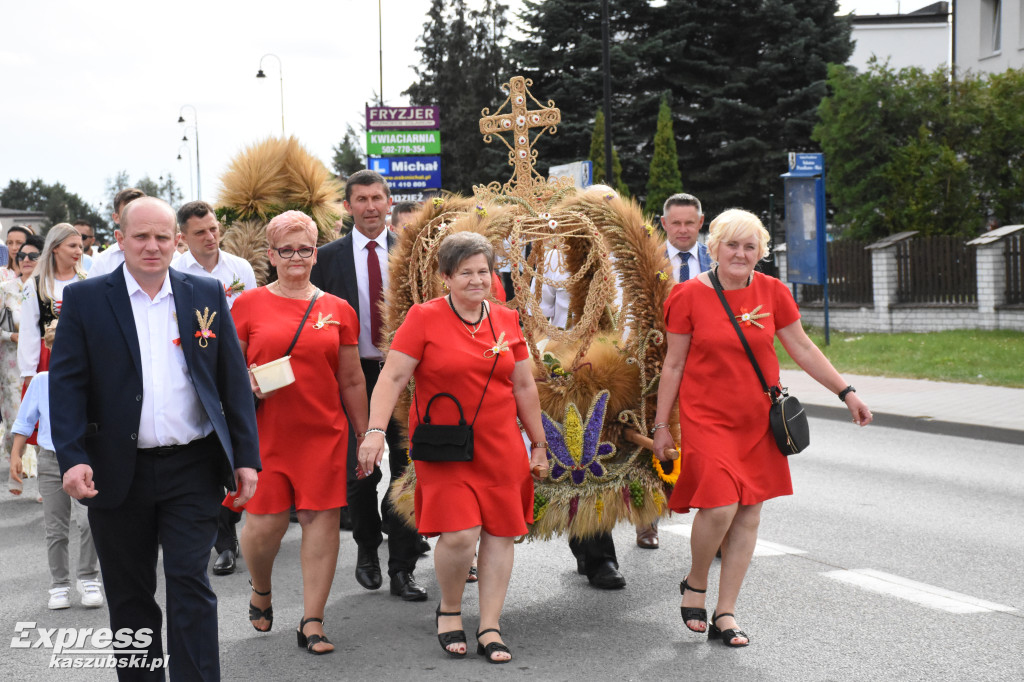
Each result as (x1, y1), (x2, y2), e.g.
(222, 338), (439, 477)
(168, 200), (257, 578)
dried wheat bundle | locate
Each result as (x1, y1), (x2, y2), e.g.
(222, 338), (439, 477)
(220, 219), (270, 286)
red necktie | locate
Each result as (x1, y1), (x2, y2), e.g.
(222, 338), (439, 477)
(366, 242), (383, 346)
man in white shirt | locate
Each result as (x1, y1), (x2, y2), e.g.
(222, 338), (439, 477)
(662, 193), (711, 285)
(72, 220), (95, 272)
(172, 201), (257, 577)
(172, 201), (257, 311)
(52, 197), (259, 680)
(310, 170), (426, 602)
(87, 187), (146, 279)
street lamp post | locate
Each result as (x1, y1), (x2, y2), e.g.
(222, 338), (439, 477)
(256, 54), (285, 135)
(177, 105), (202, 200)
(177, 143), (194, 201)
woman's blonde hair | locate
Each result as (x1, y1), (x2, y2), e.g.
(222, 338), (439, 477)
(34, 223), (85, 302)
(706, 209), (771, 262)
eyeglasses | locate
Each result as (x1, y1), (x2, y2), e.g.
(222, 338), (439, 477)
(15, 252), (41, 262)
(273, 246), (315, 259)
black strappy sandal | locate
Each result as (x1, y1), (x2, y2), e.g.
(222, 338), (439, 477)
(679, 578), (708, 633)
(248, 579), (273, 632)
(435, 604), (467, 657)
(296, 616), (334, 655)
(709, 611), (749, 648)
(476, 628), (511, 664)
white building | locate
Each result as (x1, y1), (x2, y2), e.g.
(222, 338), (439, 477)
(849, 2), (950, 72)
(954, 0), (1024, 73)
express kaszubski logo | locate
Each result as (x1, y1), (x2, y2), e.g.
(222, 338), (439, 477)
(11, 622), (168, 671)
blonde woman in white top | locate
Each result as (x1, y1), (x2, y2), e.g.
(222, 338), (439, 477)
(17, 224), (85, 382)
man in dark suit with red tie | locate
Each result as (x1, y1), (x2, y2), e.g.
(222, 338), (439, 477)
(51, 197), (260, 681)
(310, 170), (425, 602)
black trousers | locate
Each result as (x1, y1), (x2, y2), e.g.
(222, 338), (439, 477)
(213, 507), (241, 554)
(346, 358), (419, 576)
(87, 436), (223, 682)
(569, 531), (618, 579)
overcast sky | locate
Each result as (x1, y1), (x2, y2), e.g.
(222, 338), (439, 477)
(0, 1), (905, 217)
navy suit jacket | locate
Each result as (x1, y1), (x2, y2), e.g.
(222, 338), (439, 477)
(49, 264), (260, 509)
(310, 230), (396, 318)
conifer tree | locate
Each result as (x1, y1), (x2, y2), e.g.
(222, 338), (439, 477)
(645, 95), (683, 214)
(405, 0), (511, 193)
(588, 110), (628, 196)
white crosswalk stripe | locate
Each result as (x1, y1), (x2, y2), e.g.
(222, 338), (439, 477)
(823, 569), (1017, 614)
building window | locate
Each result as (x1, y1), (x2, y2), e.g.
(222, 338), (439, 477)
(982, 0), (1002, 54)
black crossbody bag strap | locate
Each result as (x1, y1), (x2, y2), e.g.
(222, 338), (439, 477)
(285, 291), (320, 356)
(708, 269), (776, 400)
(415, 303), (501, 427)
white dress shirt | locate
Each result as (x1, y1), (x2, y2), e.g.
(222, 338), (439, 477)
(539, 248), (570, 329)
(351, 229), (389, 360)
(171, 249), (257, 310)
(12, 370), (54, 451)
(666, 243), (701, 283)
(87, 243), (124, 279)
(124, 268), (212, 448)
(18, 275), (80, 378)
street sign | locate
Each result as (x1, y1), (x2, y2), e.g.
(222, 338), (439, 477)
(366, 105), (440, 130)
(366, 130), (441, 156)
(788, 152), (824, 175)
(781, 152), (830, 343)
(369, 156), (441, 191)
(548, 160), (592, 188)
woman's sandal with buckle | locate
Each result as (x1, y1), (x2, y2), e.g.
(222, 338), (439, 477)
(679, 578), (707, 633)
(709, 611), (749, 648)
(435, 604), (467, 657)
(476, 628), (511, 664)
(248, 579), (273, 632)
(296, 616), (334, 655)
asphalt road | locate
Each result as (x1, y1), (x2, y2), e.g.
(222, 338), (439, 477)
(1, 416), (1021, 681)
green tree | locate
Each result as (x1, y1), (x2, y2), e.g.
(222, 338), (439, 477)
(105, 171), (183, 218)
(588, 109), (628, 196)
(332, 125), (365, 179)
(814, 61), (996, 238)
(0, 179), (108, 235)
(659, 0), (853, 216)
(511, 0), (662, 197)
(405, 0), (511, 194)
(645, 94), (683, 214)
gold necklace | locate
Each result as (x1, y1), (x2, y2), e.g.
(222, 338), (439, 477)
(273, 281), (314, 299)
(448, 295), (486, 338)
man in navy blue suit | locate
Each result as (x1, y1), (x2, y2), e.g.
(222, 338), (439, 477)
(310, 170), (426, 602)
(51, 197), (260, 681)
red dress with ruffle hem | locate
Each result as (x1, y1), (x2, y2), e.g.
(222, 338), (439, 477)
(664, 272), (801, 513)
(389, 298), (533, 538)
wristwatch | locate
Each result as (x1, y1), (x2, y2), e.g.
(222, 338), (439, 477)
(838, 385), (856, 403)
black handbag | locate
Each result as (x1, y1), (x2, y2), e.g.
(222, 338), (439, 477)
(409, 307), (501, 462)
(709, 269), (810, 456)
(0, 306), (14, 334)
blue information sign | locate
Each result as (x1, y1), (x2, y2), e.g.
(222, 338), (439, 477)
(780, 152), (830, 342)
(369, 156), (442, 191)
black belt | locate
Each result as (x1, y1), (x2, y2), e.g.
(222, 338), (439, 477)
(138, 432), (217, 457)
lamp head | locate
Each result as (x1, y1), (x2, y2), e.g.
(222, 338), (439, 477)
(177, 115), (185, 123)
(177, 154), (182, 160)
(182, 134), (188, 142)
(256, 69), (266, 78)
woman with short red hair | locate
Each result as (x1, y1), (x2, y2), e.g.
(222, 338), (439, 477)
(228, 210), (368, 655)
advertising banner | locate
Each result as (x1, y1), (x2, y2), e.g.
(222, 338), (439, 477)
(369, 156), (441, 191)
(366, 106), (440, 130)
(366, 130), (441, 156)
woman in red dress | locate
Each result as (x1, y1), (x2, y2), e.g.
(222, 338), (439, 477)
(359, 231), (548, 664)
(231, 211), (368, 655)
(652, 209), (872, 647)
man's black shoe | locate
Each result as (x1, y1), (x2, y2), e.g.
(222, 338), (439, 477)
(389, 570), (428, 601)
(588, 560), (626, 590)
(212, 543), (237, 576)
(355, 546), (382, 590)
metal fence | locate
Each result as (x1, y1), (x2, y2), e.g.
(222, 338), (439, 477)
(800, 240), (873, 304)
(1007, 232), (1024, 306)
(895, 235), (977, 305)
